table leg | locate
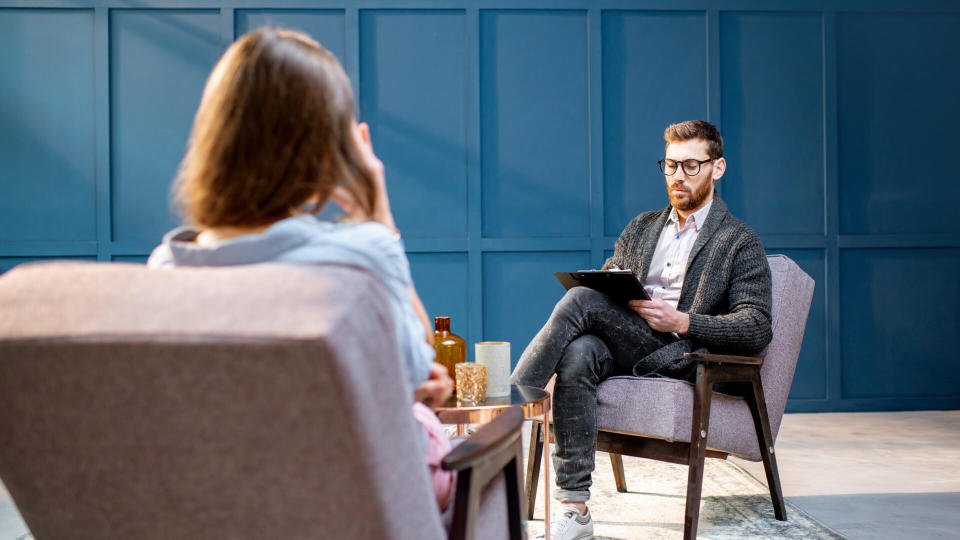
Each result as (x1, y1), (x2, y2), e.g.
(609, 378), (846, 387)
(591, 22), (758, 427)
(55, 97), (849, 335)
(544, 400), (551, 540)
(456, 423), (466, 437)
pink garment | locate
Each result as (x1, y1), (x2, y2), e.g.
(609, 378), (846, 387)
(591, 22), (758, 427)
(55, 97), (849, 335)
(412, 402), (456, 511)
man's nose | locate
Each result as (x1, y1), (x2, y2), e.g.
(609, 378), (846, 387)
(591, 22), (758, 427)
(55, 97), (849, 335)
(672, 168), (688, 180)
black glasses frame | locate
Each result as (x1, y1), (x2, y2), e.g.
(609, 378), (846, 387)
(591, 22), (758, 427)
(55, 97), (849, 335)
(658, 157), (716, 176)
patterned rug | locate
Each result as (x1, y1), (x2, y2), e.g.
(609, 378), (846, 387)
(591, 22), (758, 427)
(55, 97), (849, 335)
(1, 449), (844, 540)
(527, 450), (846, 539)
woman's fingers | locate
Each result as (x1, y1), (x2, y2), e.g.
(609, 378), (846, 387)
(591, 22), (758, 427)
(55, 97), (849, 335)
(351, 122), (397, 230)
(354, 122), (384, 175)
(358, 121), (372, 146)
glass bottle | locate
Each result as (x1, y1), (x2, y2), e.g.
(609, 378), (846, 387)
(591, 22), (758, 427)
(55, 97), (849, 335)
(433, 316), (466, 390)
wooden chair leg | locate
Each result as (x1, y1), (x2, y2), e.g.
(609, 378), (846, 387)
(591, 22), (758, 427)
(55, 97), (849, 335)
(746, 373), (787, 521)
(609, 452), (628, 492)
(684, 365), (715, 540)
(449, 468), (478, 540)
(525, 419), (543, 520)
(506, 442), (528, 540)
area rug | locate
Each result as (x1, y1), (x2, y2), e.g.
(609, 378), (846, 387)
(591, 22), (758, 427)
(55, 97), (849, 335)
(1, 450), (845, 540)
(527, 450), (846, 539)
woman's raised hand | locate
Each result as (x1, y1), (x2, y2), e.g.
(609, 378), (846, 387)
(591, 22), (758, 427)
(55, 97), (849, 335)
(354, 122), (396, 232)
(328, 121), (396, 231)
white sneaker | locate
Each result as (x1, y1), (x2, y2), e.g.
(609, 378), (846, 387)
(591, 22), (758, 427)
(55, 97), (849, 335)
(536, 503), (593, 540)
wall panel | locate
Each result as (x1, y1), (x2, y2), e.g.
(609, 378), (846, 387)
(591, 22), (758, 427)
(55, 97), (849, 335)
(360, 10), (467, 238)
(112, 256), (148, 264)
(720, 12), (824, 235)
(109, 9), (220, 245)
(480, 10), (589, 238)
(840, 248), (960, 399)
(0, 256), (95, 274)
(235, 9), (345, 61)
(602, 10), (707, 237)
(1, 1), (958, 412)
(0, 9), (96, 242)
(409, 252), (469, 345)
(837, 13), (960, 235)
(483, 251), (591, 368)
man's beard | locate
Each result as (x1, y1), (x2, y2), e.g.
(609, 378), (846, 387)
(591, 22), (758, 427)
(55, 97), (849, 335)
(669, 179), (713, 212)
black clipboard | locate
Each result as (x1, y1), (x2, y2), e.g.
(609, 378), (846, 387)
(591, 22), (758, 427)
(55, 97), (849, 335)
(554, 270), (651, 302)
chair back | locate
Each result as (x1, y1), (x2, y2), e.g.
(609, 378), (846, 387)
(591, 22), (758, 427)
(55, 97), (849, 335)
(760, 255), (815, 442)
(0, 262), (445, 540)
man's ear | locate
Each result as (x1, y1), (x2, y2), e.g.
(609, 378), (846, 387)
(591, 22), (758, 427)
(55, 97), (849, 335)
(712, 157), (726, 181)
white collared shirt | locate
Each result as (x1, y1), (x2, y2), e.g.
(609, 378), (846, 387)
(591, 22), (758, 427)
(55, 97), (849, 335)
(644, 199), (713, 308)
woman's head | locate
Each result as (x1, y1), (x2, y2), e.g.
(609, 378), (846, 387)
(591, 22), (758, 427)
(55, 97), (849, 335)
(176, 28), (377, 228)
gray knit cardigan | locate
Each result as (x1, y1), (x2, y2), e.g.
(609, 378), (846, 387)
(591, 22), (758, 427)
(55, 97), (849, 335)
(602, 197), (773, 381)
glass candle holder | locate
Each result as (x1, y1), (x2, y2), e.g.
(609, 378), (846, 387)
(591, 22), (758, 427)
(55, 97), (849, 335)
(455, 362), (488, 403)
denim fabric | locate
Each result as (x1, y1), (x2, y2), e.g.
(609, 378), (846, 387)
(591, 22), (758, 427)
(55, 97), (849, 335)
(510, 286), (673, 501)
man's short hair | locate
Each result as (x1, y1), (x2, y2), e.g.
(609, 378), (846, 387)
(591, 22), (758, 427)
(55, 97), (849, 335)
(664, 120), (724, 159)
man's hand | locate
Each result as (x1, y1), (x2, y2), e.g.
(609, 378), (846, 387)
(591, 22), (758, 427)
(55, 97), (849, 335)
(628, 298), (690, 335)
(413, 363), (453, 409)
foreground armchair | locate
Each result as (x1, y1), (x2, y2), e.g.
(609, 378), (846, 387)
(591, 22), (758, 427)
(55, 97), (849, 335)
(0, 262), (524, 540)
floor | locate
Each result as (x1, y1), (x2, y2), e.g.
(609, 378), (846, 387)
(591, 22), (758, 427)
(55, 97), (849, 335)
(730, 410), (960, 540)
(1, 410), (958, 539)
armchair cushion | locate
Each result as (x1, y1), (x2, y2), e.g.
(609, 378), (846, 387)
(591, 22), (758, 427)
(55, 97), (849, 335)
(597, 376), (762, 460)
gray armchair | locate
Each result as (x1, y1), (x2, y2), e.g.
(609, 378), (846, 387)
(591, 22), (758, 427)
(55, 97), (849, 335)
(526, 254), (815, 539)
(0, 262), (525, 540)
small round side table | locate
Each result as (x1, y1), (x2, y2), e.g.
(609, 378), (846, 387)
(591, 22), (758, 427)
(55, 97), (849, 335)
(434, 384), (553, 539)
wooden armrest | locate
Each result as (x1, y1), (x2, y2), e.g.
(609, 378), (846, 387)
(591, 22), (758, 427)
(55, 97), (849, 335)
(684, 352), (762, 365)
(442, 406), (524, 472)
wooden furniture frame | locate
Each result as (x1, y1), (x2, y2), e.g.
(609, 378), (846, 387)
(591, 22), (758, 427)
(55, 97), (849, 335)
(526, 352), (786, 540)
(443, 406), (528, 540)
(436, 384), (552, 538)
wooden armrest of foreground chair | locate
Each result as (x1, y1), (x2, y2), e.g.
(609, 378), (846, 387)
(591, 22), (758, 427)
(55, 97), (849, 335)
(442, 406), (526, 540)
(526, 254), (815, 539)
(0, 262), (525, 540)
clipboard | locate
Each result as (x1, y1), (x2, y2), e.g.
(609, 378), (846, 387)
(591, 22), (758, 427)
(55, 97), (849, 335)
(553, 270), (651, 302)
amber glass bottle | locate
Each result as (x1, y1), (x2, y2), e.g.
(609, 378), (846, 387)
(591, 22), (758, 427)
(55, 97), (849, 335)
(433, 316), (466, 389)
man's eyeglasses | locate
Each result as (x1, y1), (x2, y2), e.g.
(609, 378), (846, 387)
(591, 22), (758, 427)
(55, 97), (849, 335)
(658, 158), (716, 176)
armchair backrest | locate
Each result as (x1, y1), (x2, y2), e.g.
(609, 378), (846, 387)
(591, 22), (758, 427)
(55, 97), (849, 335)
(0, 262), (445, 540)
(760, 255), (815, 442)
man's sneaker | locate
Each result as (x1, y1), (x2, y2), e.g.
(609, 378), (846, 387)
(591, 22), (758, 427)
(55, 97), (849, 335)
(536, 503), (593, 540)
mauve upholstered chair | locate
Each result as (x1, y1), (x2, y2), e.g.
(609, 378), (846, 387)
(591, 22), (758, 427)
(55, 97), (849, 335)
(526, 254), (815, 539)
(0, 262), (526, 540)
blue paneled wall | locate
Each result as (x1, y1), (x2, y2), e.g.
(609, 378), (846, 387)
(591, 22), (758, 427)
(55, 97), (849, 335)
(1, 1), (958, 412)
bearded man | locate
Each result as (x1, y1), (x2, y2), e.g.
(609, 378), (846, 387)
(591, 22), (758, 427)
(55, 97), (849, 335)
(511, 120), (773, 540)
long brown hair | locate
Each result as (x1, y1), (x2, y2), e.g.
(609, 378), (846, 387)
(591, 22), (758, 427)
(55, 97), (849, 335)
(175, 28), (376, 227)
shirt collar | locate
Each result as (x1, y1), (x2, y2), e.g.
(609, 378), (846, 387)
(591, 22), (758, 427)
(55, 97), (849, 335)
(668, 197), (713, 232)
(161, 215), (316, 266)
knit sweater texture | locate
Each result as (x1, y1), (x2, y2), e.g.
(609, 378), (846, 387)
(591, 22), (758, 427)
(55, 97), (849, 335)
(602, 196), (773, 380)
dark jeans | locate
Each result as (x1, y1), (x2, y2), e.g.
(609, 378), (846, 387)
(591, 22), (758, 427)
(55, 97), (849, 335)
(510, 286), (674, 502)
